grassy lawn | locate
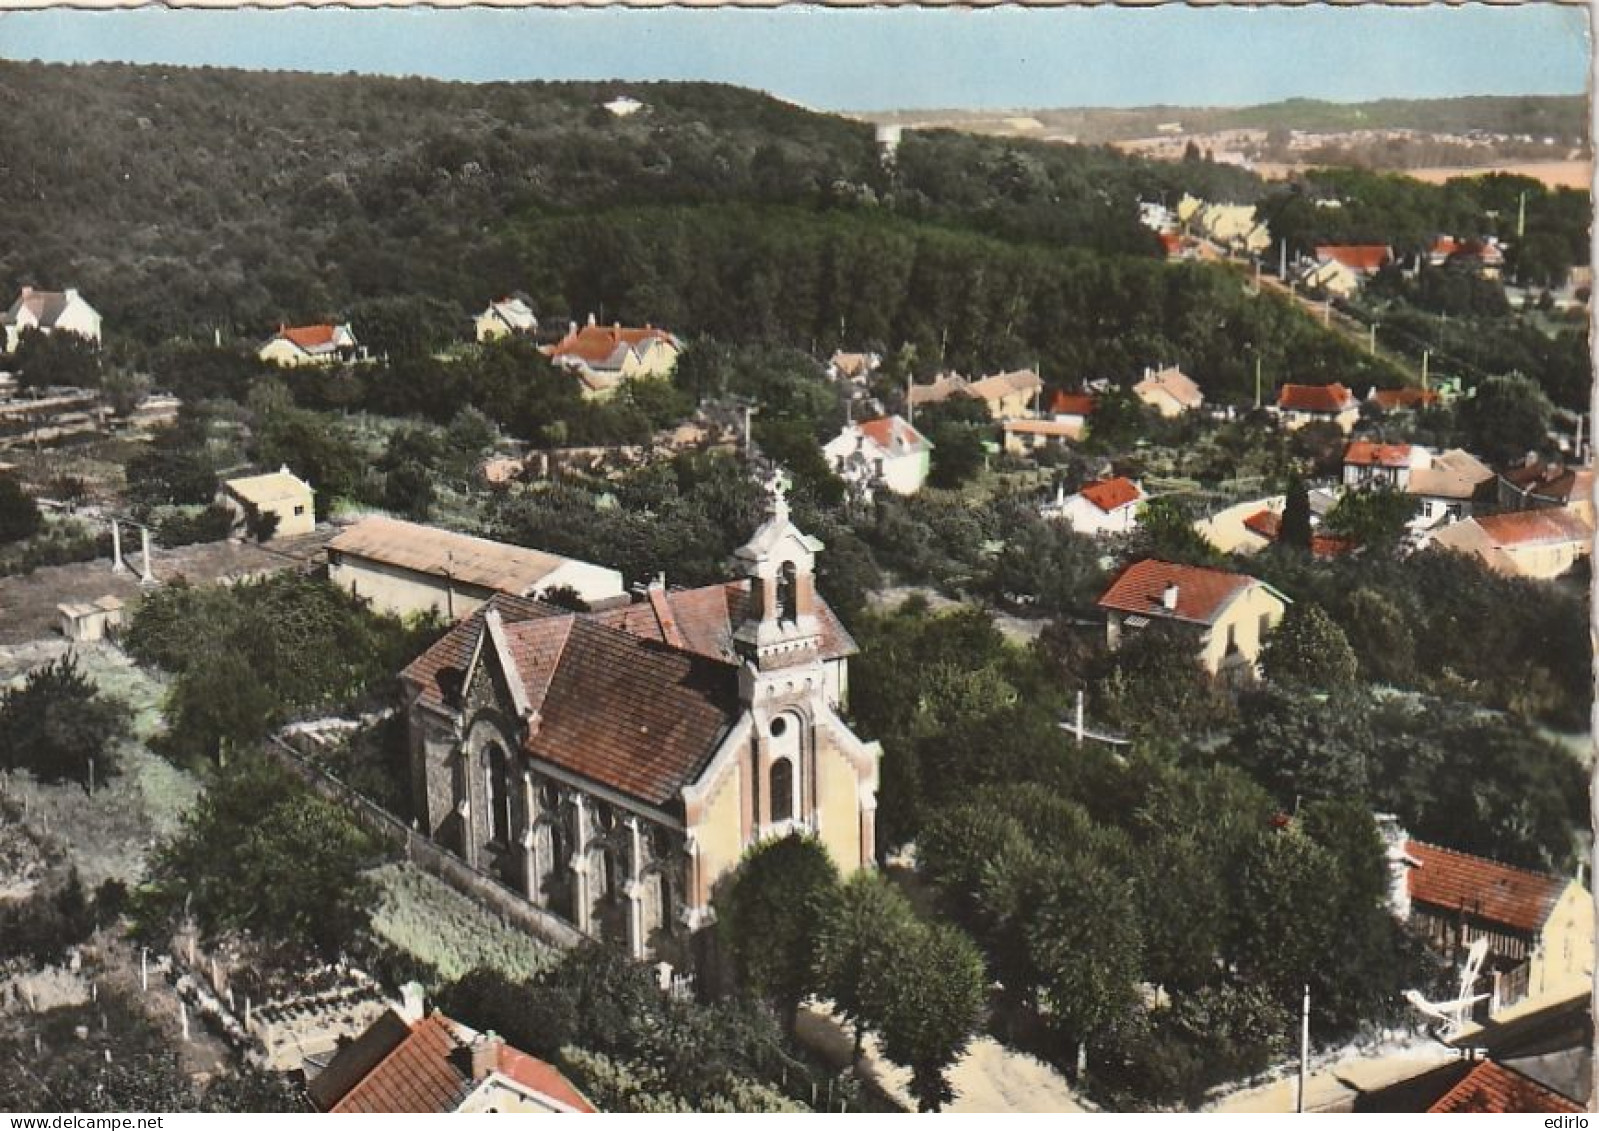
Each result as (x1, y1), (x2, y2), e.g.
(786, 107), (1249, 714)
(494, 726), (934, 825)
(364, 861), (555, 987)
(0, 641), (200, 889)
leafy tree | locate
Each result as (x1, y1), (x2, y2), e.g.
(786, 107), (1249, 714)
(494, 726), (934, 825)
(917, 398), (990, 489)
(877, 921), (987, 1112)
(124, 430), (219, 509)
(1260, 602), (1358, 690)
(141, 758), (381, 955)
(0, 654), (130, 787)
(1092, 626), (1235, 739)
(982, 517), (1105, 614)
(383, 460), (435, 520)
(1225, 685), (1374, 805)
(1029, 855), (1143, 1074)
(0, 474), (42, 545)
(715, 834), (840, 1031)
(1459, 374), (1554, 465)
(1322, 485), (1418, 553)
(13, 327), (99, 389)
(1127, 499), (1223, 566)
(812, 871), (918, 1060)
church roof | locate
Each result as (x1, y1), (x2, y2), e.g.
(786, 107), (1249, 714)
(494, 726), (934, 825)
(589, 580), (857, 665)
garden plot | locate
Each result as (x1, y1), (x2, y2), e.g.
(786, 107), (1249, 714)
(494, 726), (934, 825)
(365, 862), (555, 985)
(0, 641), (199, 888)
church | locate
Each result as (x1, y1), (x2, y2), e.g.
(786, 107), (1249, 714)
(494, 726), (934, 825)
(400, 479), (882, 967)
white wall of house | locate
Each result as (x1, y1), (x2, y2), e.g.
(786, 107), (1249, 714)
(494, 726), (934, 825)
(1055, 496), (1140, 537)
(535, 560), (628, 606)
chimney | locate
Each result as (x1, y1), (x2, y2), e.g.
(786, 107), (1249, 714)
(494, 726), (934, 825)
(586, 312), (597, 327)
(397, 981), (425, 1024)
(1161, 582), (1180, 611)
(469, 1032), (504, 1082)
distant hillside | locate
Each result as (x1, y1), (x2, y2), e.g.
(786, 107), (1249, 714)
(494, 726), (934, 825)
(0, 60), (1279, 349)
(866, 95), (1589, 146)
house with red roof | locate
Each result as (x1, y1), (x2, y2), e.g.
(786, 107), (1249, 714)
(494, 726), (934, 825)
(1367, 386), (1441, 414)
(1498, 457), (1595, 529)
(258, 322), (360, 368)
(310, 997), (596, 1114)
(822, 414), (932, 496)
(1405, 448), (1496, 527)
(1274, 382), (1361, 433)
(1042, 475), (1146, 537)
(543, 314), (681, 399)
(1314, 244), (1394, 276)
(1096, 558), (1289, 675)
(1426, 1059), (1581, 1113)
(1239, 508), (1355, 559)
(1402, 840), (1592, 1018)
(1342, 440), (1428, 490)
(401, 482), (880, 964)
(1426, 508), (1593, 580)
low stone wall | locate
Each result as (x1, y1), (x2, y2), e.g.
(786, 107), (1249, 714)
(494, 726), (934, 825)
(262, 735), (585, 951)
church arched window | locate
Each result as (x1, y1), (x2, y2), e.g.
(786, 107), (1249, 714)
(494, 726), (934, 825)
(778, 561), (798, 623)
(769, 757), (794, 824)
(485, 743), (513, 846)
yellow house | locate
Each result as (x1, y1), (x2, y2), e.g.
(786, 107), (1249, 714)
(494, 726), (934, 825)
(1132, 364), (1204, 417)
(475, 296), (539, 343)
(258, 323), (360, 367)
(962, 368), (1043, 420)
(1097, 557), (1290, 675)
(221, 466), (316, 539)
(1427, 510), (1592, 581)
(543, 316), (680, 399)
(1404, 840), (1593, 1017)
(399, 482), (881, 965)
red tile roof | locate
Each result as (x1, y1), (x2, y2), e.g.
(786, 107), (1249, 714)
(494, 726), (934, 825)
(280, 324), (341, 351)
(331, 1014), (470, 1114)
(1502, 461), (1594, 505)
(1049, 391), (1096, 417)
(1473, 509), (1592, 548)
(1097, 558), (1266, 626)
(496, 1045), (597, 1112)
(1278, 382), (1356, 414)
(1428, 1060), (1581, 1114)
(1158, 231), (1184, 256)
(1370, 387), (1440, 411)
(1078, 476), (1143, 513)
(1406, 840), (1569, 936)
(402, 593), (564, 714)
(324, 1012), (596, 1114)
(546, 323), (676, 367)
(855, 415), (929, 453)
(1314, 244), (1393, 273)
(1241, 510), (1354, 558)
(1344, 441), (1413, 468)
(589, 580), (857, 667)
(1430, 236), (1462, 260)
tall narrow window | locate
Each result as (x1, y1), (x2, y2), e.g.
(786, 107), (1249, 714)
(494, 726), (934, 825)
(778, 561), (798, 623)
(769, 757), (794, 824)
(486, 743), (513, 845)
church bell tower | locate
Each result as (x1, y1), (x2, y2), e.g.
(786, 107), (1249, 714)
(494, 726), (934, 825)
(732, 470), (825, 673)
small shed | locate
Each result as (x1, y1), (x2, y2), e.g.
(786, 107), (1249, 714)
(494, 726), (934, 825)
(221, 466), (316, 539)
(58, 595), (125, 642)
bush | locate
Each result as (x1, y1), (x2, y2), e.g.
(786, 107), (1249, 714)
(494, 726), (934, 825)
(0, 654), (131, 788)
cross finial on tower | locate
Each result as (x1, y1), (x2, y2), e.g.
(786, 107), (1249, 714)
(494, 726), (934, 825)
(765, 467), (791, 524)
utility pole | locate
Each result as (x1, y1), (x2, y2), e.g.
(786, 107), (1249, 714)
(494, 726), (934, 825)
(1254, 354), (1263, 411)
(1368, 323), (1377, 356)
(1296, 984), (1310, 1113)
(1517, 190), (1527, 240)
(1421, 350), (1430, 392)
(905, 373), (914, 427)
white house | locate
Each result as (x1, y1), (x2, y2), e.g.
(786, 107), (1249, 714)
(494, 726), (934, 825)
(1042, 475), (1146, 537)
(823, 415), (932, 496)
(3, 287), (102, 352)
(1342, 441), (1431, 490)
(1275, 382), (1361, 433)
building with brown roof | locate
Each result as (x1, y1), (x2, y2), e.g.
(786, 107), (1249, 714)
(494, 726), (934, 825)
(400, 481), (880, 964)
(1275, 382), (1361, 433)
(258, 323), (360, 367)
(1097, 558), (1289, 675)
(905, 371), (969, 411)
(312, 999), (595, 1114)
(328, 515), (626, 621)
(822, 414), (932, 497)
(1342, 441), (1427, 490)
(1426, 508), (1592, 580)
(1367, 386), (1441, 414)
(474, 296), (539, 343)
(1427, 1059), (1581, 1113)
(1132, 364), (1204, 417)
(2, 286), (102, 353)
(962, 368), (1043, 420)
(1406, 448), (1496, 527)
(544, 315), (680, 399)
(1498, 458), (1595, 529)
(1314, 244), (1394, 276)
(1403, 840), (1592, 1017)
(220, 466), (316, 539)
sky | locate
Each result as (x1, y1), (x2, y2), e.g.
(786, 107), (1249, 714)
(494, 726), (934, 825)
(0, 4), (1588, 112)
